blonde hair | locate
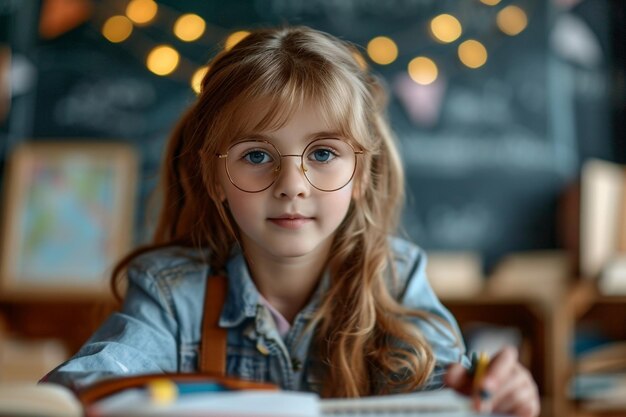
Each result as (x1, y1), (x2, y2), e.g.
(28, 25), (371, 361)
(112, 26), (437, 397)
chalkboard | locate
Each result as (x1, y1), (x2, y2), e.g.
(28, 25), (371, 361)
(3, 0), (615, 269)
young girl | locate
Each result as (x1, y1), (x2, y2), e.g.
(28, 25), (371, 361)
(45, 26), (539, 416)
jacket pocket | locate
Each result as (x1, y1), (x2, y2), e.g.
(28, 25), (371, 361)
(226, 345), (269, 382)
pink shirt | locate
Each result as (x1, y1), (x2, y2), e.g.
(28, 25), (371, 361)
(259, 295), (292, 337)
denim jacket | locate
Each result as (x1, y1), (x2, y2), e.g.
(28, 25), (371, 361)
(44, 237), (470, 392)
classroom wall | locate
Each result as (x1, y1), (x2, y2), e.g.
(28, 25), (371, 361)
(0, 0), (620, 273)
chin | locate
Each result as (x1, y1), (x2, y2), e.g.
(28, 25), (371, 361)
(261, 237), (327, 259)
(268, 244), (318, 258)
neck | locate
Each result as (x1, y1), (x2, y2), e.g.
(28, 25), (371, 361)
(241, 239), (332, 323)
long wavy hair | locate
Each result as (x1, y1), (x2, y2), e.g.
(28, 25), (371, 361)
(112, 26), (441, 397)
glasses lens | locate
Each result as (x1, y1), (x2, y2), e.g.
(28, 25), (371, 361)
(225, 141), (279, 192)
(303, 139), (357, 191)
(224, 139), (357, 192)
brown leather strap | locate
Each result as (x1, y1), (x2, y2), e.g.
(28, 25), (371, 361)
(199, 274), (228, 375)
(78, 372), (277, 407)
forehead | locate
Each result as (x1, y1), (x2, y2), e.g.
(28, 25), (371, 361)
(233, 99), (336, 137)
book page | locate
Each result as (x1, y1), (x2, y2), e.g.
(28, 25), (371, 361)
(89, 389), (319, 417)
(0, 383), (82, 417)
(320, 388), (471, 415)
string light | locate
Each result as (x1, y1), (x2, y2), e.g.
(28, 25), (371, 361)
(191, 66), (209, 94)
(458, 40), (488, 69)
(225, 31), (250, 51)
(408, 57), (438, 85)
(352, 51), (368, 70)
(174, 14), (206, 42)
(497, 6), (528, 36)
(99, 2), (529, 84)
(102, 15), (133, 43)
(126, 0), (158, 26)
(430, 14), (462, 43)
(146, 45), (180, 76)
(367, 36), (398, 65)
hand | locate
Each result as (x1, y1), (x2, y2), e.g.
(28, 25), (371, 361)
(444, 346), (540, 417)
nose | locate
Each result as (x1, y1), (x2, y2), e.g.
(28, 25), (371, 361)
(272, 156), (310, 199)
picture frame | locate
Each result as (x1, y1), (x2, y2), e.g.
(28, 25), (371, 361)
(0, 141), (138, 299)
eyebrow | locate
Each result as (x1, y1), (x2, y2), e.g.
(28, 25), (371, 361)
(236, 131), (347, 143)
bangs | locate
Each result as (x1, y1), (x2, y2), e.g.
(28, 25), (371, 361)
(218, 65), (369, 149)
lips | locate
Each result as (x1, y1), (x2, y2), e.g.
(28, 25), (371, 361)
(269, 214), (311, 220)
(267, 214), (314, 229)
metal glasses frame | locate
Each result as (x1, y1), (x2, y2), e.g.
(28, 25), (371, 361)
(217, 138), (364, 193)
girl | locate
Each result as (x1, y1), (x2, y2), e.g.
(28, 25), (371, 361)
(45, 26), (539, 416)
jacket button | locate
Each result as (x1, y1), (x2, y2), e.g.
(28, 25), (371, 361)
(256, 341), (270, 356)
(291, 358), (302, 371)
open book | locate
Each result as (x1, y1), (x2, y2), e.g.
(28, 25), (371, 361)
(0, 380), (474, 417)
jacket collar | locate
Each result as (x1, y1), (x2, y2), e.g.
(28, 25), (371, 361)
(220, 248), (260, 327)
(218, 246), (330, 327)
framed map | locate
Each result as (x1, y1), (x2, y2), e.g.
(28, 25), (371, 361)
(0, 142), (138, 299)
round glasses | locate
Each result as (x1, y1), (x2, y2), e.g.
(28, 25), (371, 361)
(217, 138), (363, 193)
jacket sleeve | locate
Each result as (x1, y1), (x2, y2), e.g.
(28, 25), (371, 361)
(395, 243), (471, 390)
(41, 262), (180, 390)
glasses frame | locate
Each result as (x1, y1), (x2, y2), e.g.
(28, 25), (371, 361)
(217, 138), (364, 193)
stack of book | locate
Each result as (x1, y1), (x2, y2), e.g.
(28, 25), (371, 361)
(569, 341), (626, 411)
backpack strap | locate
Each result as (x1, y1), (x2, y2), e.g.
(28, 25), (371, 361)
(77, 274), (278, 408)
(199, 274), (228, 376)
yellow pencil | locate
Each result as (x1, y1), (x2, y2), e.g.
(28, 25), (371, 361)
(472, 352), (490, 396)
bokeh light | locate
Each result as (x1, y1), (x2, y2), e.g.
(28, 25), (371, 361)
(146, 45), (180, 76)
(225, 31), (250, 51)
(408, 57), (438, 85)
(458, 40), (488, 69)
(191, 66), (209, 94)
(430, 14), (462, 43)
(367, 36), (399, 65)
(497, 5), (528, 36)
(126, 0), (158, 25)
(174, 14), (206, 42)
(352, 51), (368, 70)
(102, 15), (133, 43)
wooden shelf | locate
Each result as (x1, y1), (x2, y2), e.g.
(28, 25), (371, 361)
(1, 281), (623, 417)
(441, 280), (626, 417)
(0, 299), (117, 354)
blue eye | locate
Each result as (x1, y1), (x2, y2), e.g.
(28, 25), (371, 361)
(308, 148), (337, 163)
(313, 150), (330, 161)
(243, 150), (272, 164)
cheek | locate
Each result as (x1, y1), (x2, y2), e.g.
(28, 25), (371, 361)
(223, 188), (258, 224)
(319, 185), (353, 220)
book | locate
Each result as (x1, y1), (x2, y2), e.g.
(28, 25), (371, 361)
(580, 159), (626, 280)
(88, 387), (320, 417)
(0, 337), (68, 383)
(321, 388), (471, 415)
(0, 382), (82, 417)
(0, 379), (476, 417)
(570, 340), (626, 412)
(599, 256), (626, 295)
(569, 372), (626, 410)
